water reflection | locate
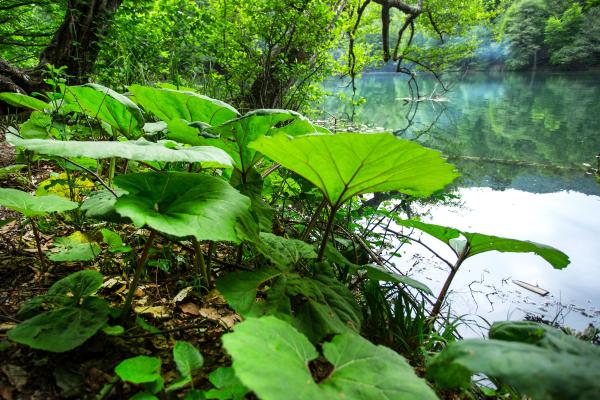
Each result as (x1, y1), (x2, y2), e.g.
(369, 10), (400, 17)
(320, 72), (600, 332)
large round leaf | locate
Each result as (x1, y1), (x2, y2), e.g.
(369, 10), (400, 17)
(0, 188), (78, 217)
(222, 316), (439, 400)
(249, 132), (459, 208)
(7, 134), (234, 168)
(208, 109), (326, 174)
(114, 172), (251, 242)
(8, 297), (109, 352)
(129, 85), (239, 126)
(67, 84), (144, 138)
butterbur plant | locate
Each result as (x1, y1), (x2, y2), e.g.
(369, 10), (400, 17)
(0, 188), (78, 277)
(115, 340), (204, 399)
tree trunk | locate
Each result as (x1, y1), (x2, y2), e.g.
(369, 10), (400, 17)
(0, 0), (123, 98)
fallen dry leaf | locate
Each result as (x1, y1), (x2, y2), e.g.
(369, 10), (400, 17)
(1, 365), (27, 391)
(173, 286), (193, 303)
(180, 302), (201, 316)
(134, 305), (170, 319)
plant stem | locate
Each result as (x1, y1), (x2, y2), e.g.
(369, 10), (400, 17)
(108, 157), (116, 187)
(301, 198), (326, 240)
(429, 247), (469, 321)
(193, 238), (210, 289)
(206, 241), (215, 271)
(236, 244), (243, 265)
(120, 230), (156, 322)
(317, 205), (338, 261)
(29, 217), (46, 279)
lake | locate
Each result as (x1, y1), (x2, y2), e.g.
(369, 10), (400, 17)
(319, 72), (600, 334)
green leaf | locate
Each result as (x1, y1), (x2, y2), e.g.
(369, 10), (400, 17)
(319, 332), (439, 400)
(250, 132), (458, 208)
(427, 337), (600, 399)
(209, 109), (323, 174)
(216, 268), (283, 315)
(129, 85), (239, 125)
(205, 367), (249, 400)
(115, 355), (162, 384)
(173, 341), (204, 377)
(67, 84), (144, 138)
(114, 172), (251, 242)
(165, 375), (192, 392)
(80, 190), (124, 222)
(0, 188), (78, 217)
(129, 393), (159, 400)
(222, 316), (439, 400)
(47, 269), (104, 299)
(101, 228), (131, 253)
(19, 111), (52, 139)
(357, 264), (433, 295)
(463, 231), (570, 269)
(8, 297), (110, 352)
(289, 274), (362, 342)
(48, 232), (101, 262)
(6, 134), (233, 168)
(398, 220), (570, 269)
(256, 233), (317, 267)
(102, 325), (125, 336)
(222, 316), (321, 400)
(0, 92), (48, 111)
(184, 389), (205, 400)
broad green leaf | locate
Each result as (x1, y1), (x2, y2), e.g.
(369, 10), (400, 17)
(217, 270), (361, 342)
(398, 220), (570, 269)
(80, 190), (124, 222)
(129, 85), (239, 125)
(249, 133), (459, 208)
(19, 111), (52, 139)
(47, 269), (104, 300)
(7, 134), (233, 168)
(48, 232), (101, 262)
(173, 341), (204, 377)
(463, 231), (570, 269)
(8, 297), (110, 352)
(222, 316), (439, 400)
(115, 356), (162, 384)
(489, 321), (600, 357)
(205, 367), (249, 400)
(216, 268), (283, 315)
(184, 389), (205, 400)
(427, 338), (600, 399)
(0, 92), (48, 111)
(67, 84), (144, 138)
(209, 109), (324, 174)
(114, 172), (251, 242)
(289, 274), (362, 342)
(102, 325), (125, 336)
(256, 233), (317, 267)
(0, 188), (78, 217)
(166, 118), (204, 146)
(222, 316), (322, 400)
(320, 333), (439, 400)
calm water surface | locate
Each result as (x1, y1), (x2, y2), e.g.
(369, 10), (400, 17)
(320, 72), (600, 333)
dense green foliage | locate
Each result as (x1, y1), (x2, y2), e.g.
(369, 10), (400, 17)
(0, 82), (586, 399)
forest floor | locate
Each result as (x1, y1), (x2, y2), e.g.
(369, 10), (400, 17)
(0, 140), (244, 399)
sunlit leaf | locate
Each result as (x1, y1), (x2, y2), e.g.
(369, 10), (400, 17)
(0, 92), (48, 111)
(249, 132), (459, 208)
(208, 109), (325, 174)
(114, 172), (251, 242)
(222, 316), (439, 400)
(67, 84), (144, 138)
(7, 134), (234, 168)
(48, 232), (101, 262)
(115, 355), (162, 384)
(356, 264), (433, 295)
(0, 188), (78, 217)
(129, 85), (239, 125)
(205, 367), (249, 400)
